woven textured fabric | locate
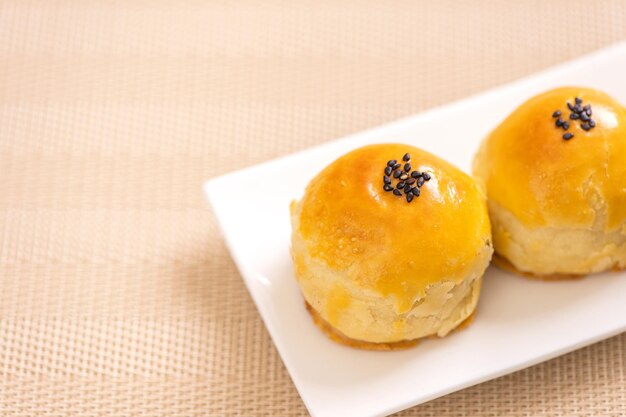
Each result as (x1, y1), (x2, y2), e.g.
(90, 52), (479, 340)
(1, 1), (626, 416)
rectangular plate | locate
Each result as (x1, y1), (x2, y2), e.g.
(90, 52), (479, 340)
(205, 42), (626, 417)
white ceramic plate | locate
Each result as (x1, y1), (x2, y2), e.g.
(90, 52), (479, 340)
(205, 42), (626, 417)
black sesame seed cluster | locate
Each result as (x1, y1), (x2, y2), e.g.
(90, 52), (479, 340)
(552, 97), (595, 141)
(383, 153), (431, 203)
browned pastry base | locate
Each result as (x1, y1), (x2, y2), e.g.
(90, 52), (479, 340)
(492, 253), (587, 281)
(305, 301), (475, 351)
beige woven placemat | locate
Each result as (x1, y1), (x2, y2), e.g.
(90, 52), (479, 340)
(1, 1), (625, 416)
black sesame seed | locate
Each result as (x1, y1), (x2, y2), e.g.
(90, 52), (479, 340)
(383, 176), (391, 184)
(552, 110), (561, 118)
(411, 171), (421, 178)
(422, 172), (431, 181)
(570, 113), (580, 120)
(383, 184), (393, 192)
(555, 118), (563, 127)
(400, 174), (408, 180)
(562, 121), (570, 130)
(404, 184), (412, 193)
(563, 132), (574, 140)
(575, 97), (582, 105)
(393, 189), (402, 196)
(581, 123), (590, 131)
(406, 193), (414, 203)
(417, 176), (425, 187)
(580, 112), (590, 122)
(393, 163), (401, 170)
(403, 153), (411, 162)
(397, 181), (405, 189)
(393, 170), (402, 178)
(589, 119), (596, 128)
(412, 187), (420, 196)
(406, 178), (416, 185)
(567, 102), (574, 111)
(384, 166), (392, 176)
(404, 163), (411, 172)
(387, 159), (396, 167)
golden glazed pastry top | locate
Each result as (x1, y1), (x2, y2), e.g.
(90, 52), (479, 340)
(295, 144), (491, 313)
(473, 87), (626, 231)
